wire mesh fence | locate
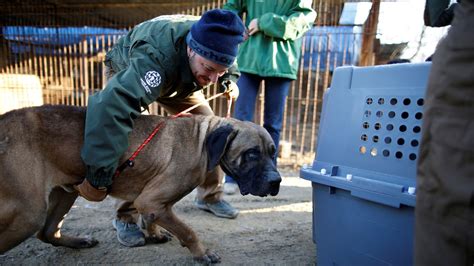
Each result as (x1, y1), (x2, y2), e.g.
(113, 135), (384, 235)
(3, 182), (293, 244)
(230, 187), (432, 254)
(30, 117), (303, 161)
(0, 0), (369, 167)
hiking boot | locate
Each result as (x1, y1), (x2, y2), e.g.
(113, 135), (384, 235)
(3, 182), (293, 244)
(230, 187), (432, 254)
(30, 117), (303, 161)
(223, 182), (239, 195)
(195, 199), (239, 219)
(112, 219), (146, 247)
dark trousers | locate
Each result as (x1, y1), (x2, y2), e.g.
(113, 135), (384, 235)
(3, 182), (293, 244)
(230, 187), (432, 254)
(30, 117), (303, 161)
(414, 1), (474, 265)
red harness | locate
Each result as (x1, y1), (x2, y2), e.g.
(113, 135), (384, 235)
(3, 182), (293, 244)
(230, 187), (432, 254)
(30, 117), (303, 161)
(113, 92), (232, 178)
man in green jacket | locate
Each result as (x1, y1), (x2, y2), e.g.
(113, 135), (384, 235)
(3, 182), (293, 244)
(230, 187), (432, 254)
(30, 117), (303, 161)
(75, 9), (245, 247)
(222, 0), (316, 194)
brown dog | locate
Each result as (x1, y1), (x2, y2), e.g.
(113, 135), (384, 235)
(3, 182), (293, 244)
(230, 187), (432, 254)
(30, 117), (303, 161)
(0, 105), (281, 263)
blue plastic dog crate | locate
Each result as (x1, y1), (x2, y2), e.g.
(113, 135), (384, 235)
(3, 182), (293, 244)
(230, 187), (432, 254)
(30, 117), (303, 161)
(300, 62), (432, 266)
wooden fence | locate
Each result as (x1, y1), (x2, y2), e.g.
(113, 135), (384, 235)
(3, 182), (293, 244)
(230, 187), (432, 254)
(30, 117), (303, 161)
(0, 0), (370, 167)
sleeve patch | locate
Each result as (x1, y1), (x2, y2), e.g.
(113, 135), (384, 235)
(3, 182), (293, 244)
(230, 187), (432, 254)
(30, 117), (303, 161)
(140, 70), (161, 94)
(145, 70), (161, 88)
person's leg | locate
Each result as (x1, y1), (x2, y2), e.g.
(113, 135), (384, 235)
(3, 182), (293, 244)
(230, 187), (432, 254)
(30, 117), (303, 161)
(262, 77), (291, 165)
(415, 2), (474, 264)
(223, 73), (261, 194)
(113, 201), (145, 247)
(157, 92), (238, 219)
(233, 72), (262, 121)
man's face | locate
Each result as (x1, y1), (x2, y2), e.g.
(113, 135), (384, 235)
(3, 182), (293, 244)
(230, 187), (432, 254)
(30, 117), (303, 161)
(188, 47), (228, 87)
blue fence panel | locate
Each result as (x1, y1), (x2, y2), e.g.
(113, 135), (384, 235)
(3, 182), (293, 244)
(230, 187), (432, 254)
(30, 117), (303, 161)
(303, 26), (362, 71)
(2, 26), (127, 55)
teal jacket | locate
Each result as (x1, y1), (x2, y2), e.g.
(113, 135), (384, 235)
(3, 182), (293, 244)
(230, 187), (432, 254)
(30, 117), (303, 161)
(223, 0), (316, 80)
(81, 15), (240, 186)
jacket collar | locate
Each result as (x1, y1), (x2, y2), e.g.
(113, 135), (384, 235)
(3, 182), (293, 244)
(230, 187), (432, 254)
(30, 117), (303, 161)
(179, 39), (203, 90)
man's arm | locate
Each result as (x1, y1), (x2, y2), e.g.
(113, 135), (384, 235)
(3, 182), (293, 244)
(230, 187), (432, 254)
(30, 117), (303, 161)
(81, 41), (167, 187)
(222, 0), (246, 17)
(258, 0), (316, 40)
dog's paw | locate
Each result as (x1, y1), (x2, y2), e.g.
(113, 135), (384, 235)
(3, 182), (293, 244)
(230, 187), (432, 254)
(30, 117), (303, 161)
(61, 236), (99, 249)
(77, 237), (99, 248)
(146, 230), (173, 244)
(193, 249), (221, 264)
(45, 235), (98, 249)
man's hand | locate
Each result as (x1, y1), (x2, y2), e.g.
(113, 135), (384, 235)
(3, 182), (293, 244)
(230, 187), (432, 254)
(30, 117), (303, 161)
(74, 179), (107, 202)
(221, 80), (239, 100)
(248, 18), (259, 35)
(225, 81), (239, 100)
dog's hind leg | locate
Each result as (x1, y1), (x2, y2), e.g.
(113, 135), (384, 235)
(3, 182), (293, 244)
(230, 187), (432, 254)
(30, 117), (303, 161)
(36, 187), (98, 249)
(0, 200), (44, 253)
(0, 223), (40, 253)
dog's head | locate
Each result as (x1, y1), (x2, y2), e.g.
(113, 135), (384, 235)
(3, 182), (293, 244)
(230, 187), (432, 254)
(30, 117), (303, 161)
(206, 120), (281, 197)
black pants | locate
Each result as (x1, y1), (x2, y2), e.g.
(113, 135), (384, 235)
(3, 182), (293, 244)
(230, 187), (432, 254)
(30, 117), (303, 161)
(415, 1), (474, 265)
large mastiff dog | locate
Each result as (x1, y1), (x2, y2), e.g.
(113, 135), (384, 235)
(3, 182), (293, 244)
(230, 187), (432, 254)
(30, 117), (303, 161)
(0, 105), (281, 263)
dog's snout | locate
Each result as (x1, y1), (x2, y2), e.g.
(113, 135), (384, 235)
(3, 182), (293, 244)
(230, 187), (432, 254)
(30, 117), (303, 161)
(267, 170), (282, 184)
(269, 181), (280, 196)
(267, 171), (281, 196)
(270, 178), (281, 186)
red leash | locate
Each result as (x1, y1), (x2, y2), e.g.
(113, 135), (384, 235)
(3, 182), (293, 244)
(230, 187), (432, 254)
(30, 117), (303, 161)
(114, 92), (232, 178)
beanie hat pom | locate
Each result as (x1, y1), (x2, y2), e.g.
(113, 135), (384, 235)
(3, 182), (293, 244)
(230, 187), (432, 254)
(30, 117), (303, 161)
(186, 9), (245, 67)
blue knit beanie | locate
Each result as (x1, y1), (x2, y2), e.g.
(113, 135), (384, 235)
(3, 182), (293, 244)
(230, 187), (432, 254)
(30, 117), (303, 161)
(186, 9), (245, 67)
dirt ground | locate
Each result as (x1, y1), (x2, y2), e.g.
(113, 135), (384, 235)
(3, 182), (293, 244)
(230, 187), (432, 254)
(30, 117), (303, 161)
(0, 168), (316, 265)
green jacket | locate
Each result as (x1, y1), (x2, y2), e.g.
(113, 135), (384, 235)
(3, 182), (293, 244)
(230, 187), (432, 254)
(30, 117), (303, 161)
(81, 15), (240, 186)
(223, 0), (316, 80)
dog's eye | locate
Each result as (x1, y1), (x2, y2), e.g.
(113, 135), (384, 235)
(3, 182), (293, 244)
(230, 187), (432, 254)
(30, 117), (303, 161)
(243, 149), (260, 162)
(247, 153), (259, 160)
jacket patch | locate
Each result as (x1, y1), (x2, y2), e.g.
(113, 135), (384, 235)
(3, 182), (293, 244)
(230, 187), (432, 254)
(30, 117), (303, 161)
(145, 71), (161, 88)
(140, 70), (161, 94)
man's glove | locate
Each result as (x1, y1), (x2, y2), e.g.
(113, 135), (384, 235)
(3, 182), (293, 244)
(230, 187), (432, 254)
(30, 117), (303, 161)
(74, 179), (108, 202)
(220, 80), (239, 100)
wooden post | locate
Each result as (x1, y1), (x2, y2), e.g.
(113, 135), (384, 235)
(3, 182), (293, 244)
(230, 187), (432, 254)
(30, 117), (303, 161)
(359, 0), (380, 66)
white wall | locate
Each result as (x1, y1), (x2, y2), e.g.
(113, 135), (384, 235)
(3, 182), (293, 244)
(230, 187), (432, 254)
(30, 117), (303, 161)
(0, 74), (43, 114)
(377, 0), (449, 62)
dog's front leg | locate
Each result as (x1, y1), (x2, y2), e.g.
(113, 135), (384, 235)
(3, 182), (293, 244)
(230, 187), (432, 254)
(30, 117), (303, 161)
(138, 203), (221, 264)
(140, 218), (173, 244)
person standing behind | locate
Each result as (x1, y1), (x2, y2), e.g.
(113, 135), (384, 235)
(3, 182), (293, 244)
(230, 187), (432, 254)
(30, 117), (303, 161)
(222, 0), (316, 194)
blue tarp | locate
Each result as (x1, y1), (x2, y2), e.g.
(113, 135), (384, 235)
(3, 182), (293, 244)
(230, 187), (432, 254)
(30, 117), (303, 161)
(3, 25), (362, 70)
(302, 26), (363, 71)
(2, 26), (127, 55)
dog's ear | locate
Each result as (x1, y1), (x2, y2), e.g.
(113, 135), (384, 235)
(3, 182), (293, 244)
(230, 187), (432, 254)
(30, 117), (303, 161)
(206, 124), (236, 171)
